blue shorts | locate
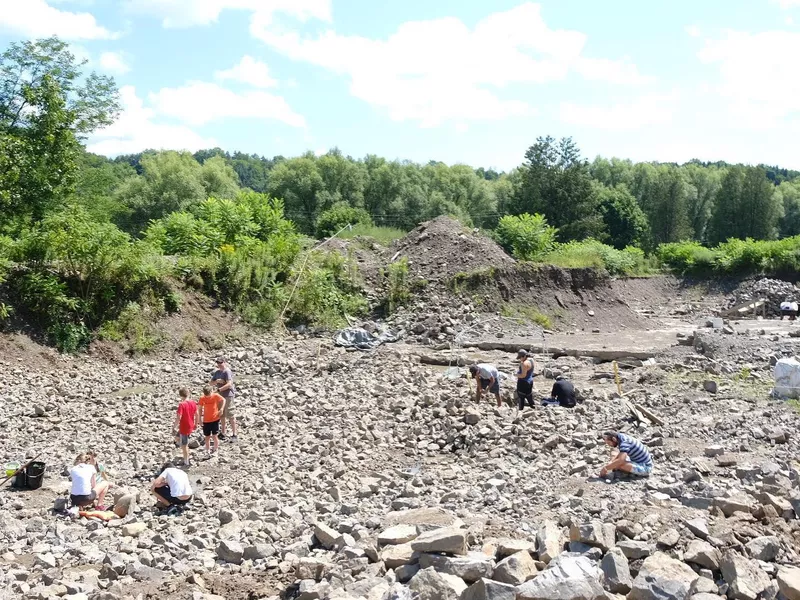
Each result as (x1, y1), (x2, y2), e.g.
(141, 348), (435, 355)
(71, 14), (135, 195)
(480, 378), (499, 394)
(627, 461), (653, 476)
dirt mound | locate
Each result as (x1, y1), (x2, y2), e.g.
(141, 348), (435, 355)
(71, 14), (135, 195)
(391, 216), (515, 284)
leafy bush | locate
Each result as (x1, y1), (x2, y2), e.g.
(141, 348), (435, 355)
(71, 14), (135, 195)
(316, 202), (374, 238)
(383, 257), (411, 314)
(658, 236), (800, 275)
(495, 213), (557, 261)
(543, 240), (652, 276)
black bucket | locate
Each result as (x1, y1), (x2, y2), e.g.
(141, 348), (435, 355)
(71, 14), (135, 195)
(24, 462), (46, 490)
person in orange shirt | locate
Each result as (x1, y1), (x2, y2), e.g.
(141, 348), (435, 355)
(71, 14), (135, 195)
(198, 385), (226, 456)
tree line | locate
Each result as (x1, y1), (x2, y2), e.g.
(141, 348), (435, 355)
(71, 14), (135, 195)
(2, 36), (800, 350)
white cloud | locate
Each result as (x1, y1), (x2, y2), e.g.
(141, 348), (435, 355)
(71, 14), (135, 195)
(87, 86), (217, 156)
(99, 52), (131, 75)
(697, 29), (800, 128)
(148, 81), (306, 128)
(775, 0), (800, 8)
(559, 93), (678, 130)
(0, 0), (117, 40)
(685, 24), (701, 37)
(215, 55), (276, 88)
(123, 0), (330, 28)
(250, 2), (650, 127)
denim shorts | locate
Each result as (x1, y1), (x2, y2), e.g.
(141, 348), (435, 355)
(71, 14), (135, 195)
(628, 461), (653, 476)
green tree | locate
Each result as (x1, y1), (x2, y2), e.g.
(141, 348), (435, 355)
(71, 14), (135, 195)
(115, 151), (207, 234)
(516, 136), (605, 241)
(0, 37), (120, 227)
(73, 151), (136, 223)
(199, 155), (240, 199)
(708, 166), (781, 244)
(595, 183), (650, 249)
(639, 165), (692, 246)
(316, 202), (373, 238)
(267, 154), (325, 234)
(495, 213), (557, 260)
(777, 181), (800, 237)
(682, 164), (722, 242)
(590, 157), (634, 189)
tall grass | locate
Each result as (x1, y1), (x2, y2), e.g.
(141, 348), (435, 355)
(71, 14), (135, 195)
(541, 240), (657, 276)
(658, 236), (800, 275)
(339, 223), (406, 245)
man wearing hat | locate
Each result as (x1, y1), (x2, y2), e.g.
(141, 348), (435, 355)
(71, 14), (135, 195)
(515, 349), (536, 410)
(210, 357), (238, 442)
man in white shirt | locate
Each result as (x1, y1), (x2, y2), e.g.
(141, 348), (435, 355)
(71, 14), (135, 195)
(469, 363), (502, 407)
(151, 464), (193, 509)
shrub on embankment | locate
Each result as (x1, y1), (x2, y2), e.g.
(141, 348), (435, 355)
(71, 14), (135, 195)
(0, 193), (367, 352)
(658, 237), (800, 276)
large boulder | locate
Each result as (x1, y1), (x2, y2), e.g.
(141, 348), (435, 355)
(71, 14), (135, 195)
(628, 552), (698, 600)
(418, 552), (494, 583)
(408, 567), (467, 600)
(684, 540), (721, 570)
(537, 520), (564, 564)
(382, 508), (463, 532)
(216, 539), (244, 565)
(491, 550), (537, 586)
(410, 528), (466, 556)
(777, 566), (800, 600)
(601, 547), (632, 594)
(745, 536), (779, 562)
(569, 520), (615, 551)
(720, 550), (770, 600)
(314, 522), (339, 550)
(516, 555), (605, 600)
(378, 524), (418, 546)
(462, 578), (516, 600)
(380, 543), (417, 569)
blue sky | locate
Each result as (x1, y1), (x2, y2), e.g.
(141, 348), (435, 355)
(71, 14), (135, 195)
(2, 0), (800, 170)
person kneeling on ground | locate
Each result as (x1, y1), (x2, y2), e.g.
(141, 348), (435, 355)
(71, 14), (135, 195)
(70, 453), (109, 510)
(151, 463), (193, 511)
(469, 363), (502, 407)
(542, 375), (577, 407)
(515, 350), (536, 410)
(599, 431), (653, 478)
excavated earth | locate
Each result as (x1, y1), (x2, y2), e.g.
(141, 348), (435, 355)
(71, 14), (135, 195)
(2, 221), (800, 600)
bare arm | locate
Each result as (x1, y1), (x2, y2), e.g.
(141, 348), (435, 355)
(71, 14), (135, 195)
(151, 476), (166, 491)
(600, 452), (629, 475)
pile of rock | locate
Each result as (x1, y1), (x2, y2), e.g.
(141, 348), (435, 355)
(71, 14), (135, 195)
(727, 278), (799, 318)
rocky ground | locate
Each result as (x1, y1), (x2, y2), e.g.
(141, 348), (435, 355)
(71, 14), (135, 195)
(2, 273), (800, 600)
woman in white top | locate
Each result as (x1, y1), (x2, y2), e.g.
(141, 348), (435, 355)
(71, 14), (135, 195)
(69, 453), (109, 509)
(151, 463), (193, 509)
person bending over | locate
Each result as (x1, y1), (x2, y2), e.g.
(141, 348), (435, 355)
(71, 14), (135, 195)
(542, 376), (577, 407)
(469, 363), (502, 407)
(151, 464), (193, 511)
(599, 431), (653, 478)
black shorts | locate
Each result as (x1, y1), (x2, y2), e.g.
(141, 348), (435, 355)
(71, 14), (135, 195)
(154, 485), (192, 506)
(479, 377), (499, 394)
(203, 420), (220, 436)
(70, 490), (96, 507)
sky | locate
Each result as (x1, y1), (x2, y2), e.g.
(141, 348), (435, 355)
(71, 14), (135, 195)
(2, 0), (800, 171)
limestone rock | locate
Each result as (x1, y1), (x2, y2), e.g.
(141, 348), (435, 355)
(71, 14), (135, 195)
(408, 567), (467, 600)
(410, 528), (466, 556)
(517, 555), (604, 600)
(314, 522), (340, 550)
(462, 578), (516, 600)
(777, 566), (800, 600)
(382, 508), (463, 532)
(536, 520), (564, 564)
(745, 536), (779, 562)
(378, 525), (418, 546)
(685, 540), (721, 570)
(601, 547), (632, 595)
(569, 520), (615, 551)
(417, 552), (493, 583)
(491, 550), (537, 586)
(121, 522), (147, 537)
(720, 550), (770, 600)
(629, 552), (698, 600)
(380, 543), (417, 569)
(216, 539), (244, 564)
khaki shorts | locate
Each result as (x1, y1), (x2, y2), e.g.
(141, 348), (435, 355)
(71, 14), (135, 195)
(223, 396), (234, 418)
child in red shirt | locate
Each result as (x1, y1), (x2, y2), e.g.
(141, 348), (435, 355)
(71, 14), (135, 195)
(173, 388), (198, 467)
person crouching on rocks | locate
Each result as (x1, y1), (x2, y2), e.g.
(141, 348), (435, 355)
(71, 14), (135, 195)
(469, 363), (502, 407)
(542, 376), (577, 407)
(780, 299), (798, 321)
(70, 453), (109, 510)
(515, 349), (536, 410)
(151, 463), (193, 513)
(599, 431), (653, 479)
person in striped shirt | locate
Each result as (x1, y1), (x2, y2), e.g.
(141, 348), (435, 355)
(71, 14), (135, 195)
(599, 431), (653, 477)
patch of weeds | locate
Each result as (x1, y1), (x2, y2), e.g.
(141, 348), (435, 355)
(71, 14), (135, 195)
(449, 267), (497, 293)
(501, 303), (552, 329)
(734, 367), (752, 381)
(178, 332), (201, 352)
(382, 257), (411, 314)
